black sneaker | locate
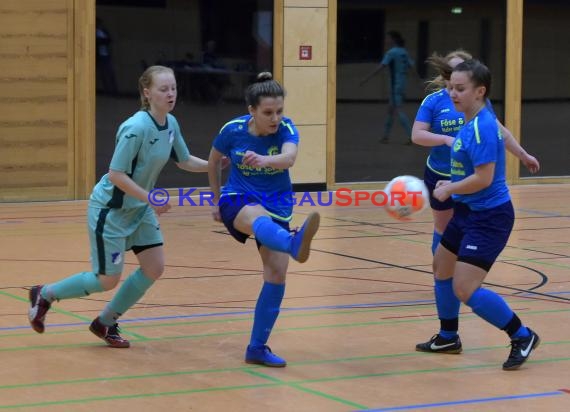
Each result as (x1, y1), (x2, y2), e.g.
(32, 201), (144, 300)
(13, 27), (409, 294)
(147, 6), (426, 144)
(416, 334), (462, 354)
(28, 285), (51, 333)
(502, 328), (540, 371)
(89, 317), (130, 348)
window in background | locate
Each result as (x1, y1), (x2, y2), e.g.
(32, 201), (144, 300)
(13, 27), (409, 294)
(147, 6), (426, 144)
(95, 0), (273, 188)
(521, 0), (570, 177)
(336, 0), (506, 183)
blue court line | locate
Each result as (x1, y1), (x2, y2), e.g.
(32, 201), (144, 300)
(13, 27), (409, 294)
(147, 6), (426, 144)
(355, 391), (565, 411)
(0, 298), (434, 332)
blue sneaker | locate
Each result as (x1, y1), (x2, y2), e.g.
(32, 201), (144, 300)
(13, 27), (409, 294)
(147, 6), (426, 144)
(245, 345), (287, 367)
(290, 212), (320, 263)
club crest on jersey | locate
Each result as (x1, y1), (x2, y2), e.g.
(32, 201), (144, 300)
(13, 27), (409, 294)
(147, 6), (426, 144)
(111, 252), (122, 265)
(453, 138), (462, 152)
(168, 130), (174, 144)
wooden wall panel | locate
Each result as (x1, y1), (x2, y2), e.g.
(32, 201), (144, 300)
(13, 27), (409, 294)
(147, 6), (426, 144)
(285, 0), (327, 6)
(289, 125), (326, 183)
(283, 66), (327, 125)
(0, 36), (67, 56)
(283, 7), (328, 66)
(0, 57), (68, 78)
(282, 2), (329, 186)
(0, 0), (77, 201)
(0, 80), (67, 99)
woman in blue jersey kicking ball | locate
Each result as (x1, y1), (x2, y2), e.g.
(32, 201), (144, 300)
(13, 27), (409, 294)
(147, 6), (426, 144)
(412, 51), (540, 356)
(208, 72), (320, 367)
(29, 65), (211, 347)
(422, 59), (539, 370)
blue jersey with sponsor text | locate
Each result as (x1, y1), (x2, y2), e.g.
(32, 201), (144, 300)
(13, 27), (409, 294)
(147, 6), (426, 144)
(450, 106), (510, 210)
(415, 89), (465, 176)
(213, 115), (300, 222)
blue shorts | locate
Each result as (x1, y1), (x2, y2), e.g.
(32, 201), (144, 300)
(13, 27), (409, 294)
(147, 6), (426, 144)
(424, 166), (454, 211)
(440, 201), (514, 272)
(219, 194), (291, 248)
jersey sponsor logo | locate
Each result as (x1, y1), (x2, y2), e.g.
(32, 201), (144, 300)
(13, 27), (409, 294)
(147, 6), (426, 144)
(168, 130), (174, 144)
(453, 138), (462, 152)
(111, 252), (122, 265)
(267, 145), (279, 156)
(465, 245), (478, 250)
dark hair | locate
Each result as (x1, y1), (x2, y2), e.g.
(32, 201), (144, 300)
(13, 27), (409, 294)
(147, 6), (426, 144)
(453, 59), (491, 98)
(387, 31), (405, 47)
(244, 72), (285, 107)
(425, 50), (473, 91)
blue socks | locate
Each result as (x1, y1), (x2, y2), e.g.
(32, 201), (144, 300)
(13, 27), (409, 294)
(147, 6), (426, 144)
(466, 288), (530, 339)
(249, 281), (285, 349)
(434, 278), (460, 339)
(432, 231), (442, 255)
(99, 268), (154, 326)
(42, 271), (104, 302)
(252, 216), (292, 253)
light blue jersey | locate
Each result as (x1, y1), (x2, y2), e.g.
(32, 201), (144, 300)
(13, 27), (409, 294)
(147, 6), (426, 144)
(381, 46), (413, 90)
(450, 106), (510, 210)
(213, 115), (299, 222)
(415, 89), (465, 176)
(90, 111), (191, 209)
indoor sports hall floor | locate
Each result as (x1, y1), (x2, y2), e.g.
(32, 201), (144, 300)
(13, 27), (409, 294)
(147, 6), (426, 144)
(1, 184), (569, 411)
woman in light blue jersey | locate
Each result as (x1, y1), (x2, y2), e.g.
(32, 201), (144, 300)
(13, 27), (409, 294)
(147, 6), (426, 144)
(412, 51), (540, 356)
(360, 31), (414, 143)
(29, 66), (210, 348)
(208, 72), (320, 367)
(419, 59), (540, 370)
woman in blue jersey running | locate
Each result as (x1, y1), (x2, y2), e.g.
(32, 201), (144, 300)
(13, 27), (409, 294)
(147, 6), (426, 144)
(29, 65), (211, 348)
(412, 51), (540, 356)
(420, 59), (540, 370)
(208, 72), (320, 367)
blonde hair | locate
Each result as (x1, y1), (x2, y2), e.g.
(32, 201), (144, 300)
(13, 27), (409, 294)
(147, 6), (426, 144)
(425, 50), (473, 92)
(138, 65), (175, 110)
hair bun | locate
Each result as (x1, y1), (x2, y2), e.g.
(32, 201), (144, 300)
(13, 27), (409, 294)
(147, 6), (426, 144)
(256, 72), (273, 82)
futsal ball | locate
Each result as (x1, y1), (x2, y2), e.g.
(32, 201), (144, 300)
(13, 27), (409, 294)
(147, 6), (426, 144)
(383, 175), (429, 221)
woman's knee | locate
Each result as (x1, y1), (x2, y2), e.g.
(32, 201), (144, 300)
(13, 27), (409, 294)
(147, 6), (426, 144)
(452, 282), (472, 303)
(142, 264), (164, 281)
(98, 274), (121, 291)
(263, 257), (288, 285)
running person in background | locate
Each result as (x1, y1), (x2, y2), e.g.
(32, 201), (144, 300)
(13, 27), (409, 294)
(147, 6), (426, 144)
(412, 51), (540, 355)
(208, 72), (320, 367)
(361, 30), (414, 143)
(420, 59), (539, 370)
(29, 65), (210, 348)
